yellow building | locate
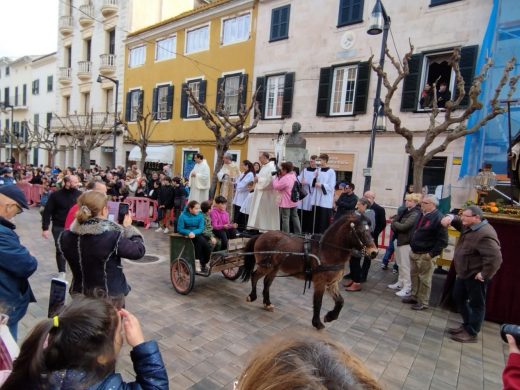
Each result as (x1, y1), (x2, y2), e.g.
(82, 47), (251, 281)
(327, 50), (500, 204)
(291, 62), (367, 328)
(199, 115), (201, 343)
(124, 0), (257, 177)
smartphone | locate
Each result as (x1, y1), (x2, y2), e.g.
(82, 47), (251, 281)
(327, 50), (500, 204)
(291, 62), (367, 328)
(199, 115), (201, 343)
(118, 203), (130, 224)
(48, 278), (68, 318)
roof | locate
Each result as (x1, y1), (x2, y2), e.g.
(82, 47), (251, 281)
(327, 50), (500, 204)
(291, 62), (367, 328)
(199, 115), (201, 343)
(128, 0), (234, 38)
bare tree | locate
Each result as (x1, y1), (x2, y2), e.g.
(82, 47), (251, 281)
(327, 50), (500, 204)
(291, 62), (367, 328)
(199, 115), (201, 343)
(122, 107), (162, 173)
(3, 121), (36, 164)
(373, 43), (519, 191)
(52, 110), (114, 168)
(29, 121), (71, 167)
(185, 82), (260, 198)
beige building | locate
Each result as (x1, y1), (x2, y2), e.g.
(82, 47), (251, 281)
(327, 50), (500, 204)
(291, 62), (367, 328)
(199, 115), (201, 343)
(249, 0), (491, 209)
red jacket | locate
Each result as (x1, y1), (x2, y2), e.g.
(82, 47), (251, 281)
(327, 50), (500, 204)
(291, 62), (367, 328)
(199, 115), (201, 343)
(503, 353), (520, 390)
(64, 204), (79, 230)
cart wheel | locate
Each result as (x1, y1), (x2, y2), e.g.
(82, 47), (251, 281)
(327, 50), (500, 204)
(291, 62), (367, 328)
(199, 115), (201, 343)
(170, 258), (195, 295)
(222, 266), (244, 281)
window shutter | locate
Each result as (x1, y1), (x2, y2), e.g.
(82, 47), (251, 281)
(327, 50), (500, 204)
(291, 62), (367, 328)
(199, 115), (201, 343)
(138, 90), (144, 116)
(353, 62), (370, 115)
(239, 73), (248, 107)
(282, 72), (295, 118)
(255, 77), (266, 119)
(167, 85), (174, 119)
(216, 77), (224, 111)
(316, 67), (332, 116)
(199, 80), (207, 104)
(125, 92), (132, 121)
(270, 8), (281, 41)
(180, 83), (188, 118)
(458, 45), (478, 108)
(400, 54), (423, 112)
(152, 87), (158, 120)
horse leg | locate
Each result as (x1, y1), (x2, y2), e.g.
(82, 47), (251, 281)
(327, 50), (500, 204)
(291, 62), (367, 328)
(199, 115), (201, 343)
(324, 281), (344, 323)
(246, 266), (266, 303)
(312, 283), (326, 330)
(262, 271), (276, 312)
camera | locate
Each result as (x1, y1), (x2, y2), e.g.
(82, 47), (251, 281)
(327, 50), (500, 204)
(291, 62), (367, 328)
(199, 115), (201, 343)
(271, 168), (280, 176)
(500, 324), (520, 344)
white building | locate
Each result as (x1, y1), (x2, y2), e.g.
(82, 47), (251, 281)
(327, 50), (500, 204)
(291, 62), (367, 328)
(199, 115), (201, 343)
(249, 0), (491, 209)
(53, 0), (215, 169)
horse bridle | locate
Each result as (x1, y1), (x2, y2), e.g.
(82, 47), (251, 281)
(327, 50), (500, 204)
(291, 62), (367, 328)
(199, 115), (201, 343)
(349, 222), (370, 257)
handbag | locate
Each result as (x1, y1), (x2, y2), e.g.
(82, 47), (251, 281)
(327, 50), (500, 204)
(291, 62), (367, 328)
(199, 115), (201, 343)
(291, 178), (308, 202)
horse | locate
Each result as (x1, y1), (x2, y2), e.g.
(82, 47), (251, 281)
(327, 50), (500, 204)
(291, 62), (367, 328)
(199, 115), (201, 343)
(241, 213), (378, 330)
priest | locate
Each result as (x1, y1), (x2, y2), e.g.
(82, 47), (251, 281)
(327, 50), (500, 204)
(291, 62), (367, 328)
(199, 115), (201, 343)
(188, 153), (210, 203)
(312, 153), (336, 234)
(298, 155), (318, 233)
(247, 152), (279, 231)
(217, 153), (240, 216)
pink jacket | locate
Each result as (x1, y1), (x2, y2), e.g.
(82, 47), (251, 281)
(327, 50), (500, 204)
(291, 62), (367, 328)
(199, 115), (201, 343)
(272, 172), (298, 208)
(209, 207), (231, 230)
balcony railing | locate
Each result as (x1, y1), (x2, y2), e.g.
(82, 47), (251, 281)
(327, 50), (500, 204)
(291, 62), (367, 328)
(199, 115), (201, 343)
(50, 112), (117, 132)
(101, 0), (118, 17)
(59, 15), (73, 36)
(58, 67), (72, 85)
(77, 61), (92, 81)
(99, 54), (116, 75)
(79, 4), (94, 27)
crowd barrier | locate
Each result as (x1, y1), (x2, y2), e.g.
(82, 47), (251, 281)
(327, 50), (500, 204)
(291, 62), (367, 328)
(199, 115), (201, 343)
(16, 182), (46, 207)
(125, 197), (159, 229)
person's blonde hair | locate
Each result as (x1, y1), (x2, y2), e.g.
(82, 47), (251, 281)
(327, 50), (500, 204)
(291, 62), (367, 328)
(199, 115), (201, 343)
(75, 191), (107, 224)
(405, 192), (422, 203)
(236, 332), (382, 390)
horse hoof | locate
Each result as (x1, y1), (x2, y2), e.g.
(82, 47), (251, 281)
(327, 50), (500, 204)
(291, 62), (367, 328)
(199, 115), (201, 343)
(263, 304), (275, 312)
(246, 296), (251, 302)
(324, 313), (337, 323)
(313, 321), (325, 330)
(247, 294), (257, 302)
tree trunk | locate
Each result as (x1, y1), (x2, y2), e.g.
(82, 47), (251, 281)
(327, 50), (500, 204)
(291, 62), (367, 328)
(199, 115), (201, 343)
(412, 155), (425, 193)
(80, 148), (91, 169)
(139, 144), (147, 173)
(209, 143), (228, 200)
(50, 150), (58, 167)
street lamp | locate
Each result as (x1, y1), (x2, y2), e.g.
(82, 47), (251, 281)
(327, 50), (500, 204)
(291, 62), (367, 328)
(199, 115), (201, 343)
(0, 102), (14, 163)
(97, 74), (119, 169)
(364, 0), (390, 193)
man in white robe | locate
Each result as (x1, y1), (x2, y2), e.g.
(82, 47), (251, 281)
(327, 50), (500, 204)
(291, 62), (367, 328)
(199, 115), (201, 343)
(313, 154), (336, 234)
(298, 155), (318, 233)
(217, 153), (240, 216)
(247, 152), (279, 231)
(188, 153), (210, 203)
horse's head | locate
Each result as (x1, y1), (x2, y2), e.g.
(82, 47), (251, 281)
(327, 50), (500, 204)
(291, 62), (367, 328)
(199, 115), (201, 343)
(348, 216), (378, 259)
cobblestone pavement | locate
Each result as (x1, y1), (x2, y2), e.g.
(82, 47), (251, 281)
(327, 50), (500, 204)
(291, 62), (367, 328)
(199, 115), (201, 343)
(16, 208), (507, 389)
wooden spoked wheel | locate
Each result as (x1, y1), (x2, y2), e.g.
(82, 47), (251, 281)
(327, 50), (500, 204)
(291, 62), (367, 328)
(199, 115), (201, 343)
(170, 258), (195, 295)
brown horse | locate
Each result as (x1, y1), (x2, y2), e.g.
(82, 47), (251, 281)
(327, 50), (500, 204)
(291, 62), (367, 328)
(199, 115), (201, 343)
(241, 214), (378, 329)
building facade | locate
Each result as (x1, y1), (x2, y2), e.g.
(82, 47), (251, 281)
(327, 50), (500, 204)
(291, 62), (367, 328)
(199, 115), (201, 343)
(124, 0), (257, 177)
(249, 0), (491, 209)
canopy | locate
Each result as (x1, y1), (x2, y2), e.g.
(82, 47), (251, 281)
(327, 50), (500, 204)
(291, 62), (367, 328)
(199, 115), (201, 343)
(128, 145), (173, 164)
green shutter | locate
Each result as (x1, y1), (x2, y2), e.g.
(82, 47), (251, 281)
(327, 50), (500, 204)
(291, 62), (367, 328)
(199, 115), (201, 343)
(180, 83), (188, 118)
(215, 77), (224, 111)
(240, 73), (248, 107)
(152, 88), (158, 120)
(316, 67), (332, 116)
(125, 92), (132, 121)
(282, 72), (295, 118)
(255, 77), (266, 119)
(199, 80), (207, 104)
(353, 62), (370, 115)
(457, 45), (478, 108)
(400, 54), (423, 112)
(167, 85), (174, 120)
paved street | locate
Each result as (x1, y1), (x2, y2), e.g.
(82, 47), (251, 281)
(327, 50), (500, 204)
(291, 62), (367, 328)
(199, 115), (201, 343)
(17, 208), (507, 389)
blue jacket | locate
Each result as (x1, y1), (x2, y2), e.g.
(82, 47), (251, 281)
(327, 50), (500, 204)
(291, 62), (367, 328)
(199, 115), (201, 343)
(177, 210), (204, 236)
(48, 341), (169, 389)
(0, 217), (38, 326)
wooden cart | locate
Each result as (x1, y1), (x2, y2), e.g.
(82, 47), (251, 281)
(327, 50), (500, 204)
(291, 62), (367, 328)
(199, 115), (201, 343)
(169, 233), (248, 295)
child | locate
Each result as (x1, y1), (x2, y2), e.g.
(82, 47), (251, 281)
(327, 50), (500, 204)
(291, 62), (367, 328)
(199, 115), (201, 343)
(200, 201), (218, 250)
(209, 195), (238, 250)
(155, 177), (174, 234)
(1, 297), (168, 389)
(240, 182), (255, 221)
(172, 177), (186, 233)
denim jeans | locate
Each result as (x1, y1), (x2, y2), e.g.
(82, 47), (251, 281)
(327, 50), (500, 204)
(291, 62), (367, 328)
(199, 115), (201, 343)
(453, 277), (489, 336)
(382, 233), (395, 266)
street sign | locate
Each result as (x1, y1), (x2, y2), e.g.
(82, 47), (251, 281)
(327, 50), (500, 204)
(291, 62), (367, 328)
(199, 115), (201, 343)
(363, 168), (372, 177)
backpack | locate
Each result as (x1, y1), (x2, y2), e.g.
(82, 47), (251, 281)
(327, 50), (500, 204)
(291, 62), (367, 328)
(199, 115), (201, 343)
(291, 178), (307, 202)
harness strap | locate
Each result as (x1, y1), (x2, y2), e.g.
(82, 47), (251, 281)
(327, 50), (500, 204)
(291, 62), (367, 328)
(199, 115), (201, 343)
(303, 238), (313, 294)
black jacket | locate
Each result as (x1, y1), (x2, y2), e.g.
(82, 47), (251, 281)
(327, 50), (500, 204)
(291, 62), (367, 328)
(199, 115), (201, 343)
(334, 193), (358, 220)
(42, 187), (81, 230)
(410, 209), (448, 257)
(370, 202), (387, 243)
(158, 185), (175, 209)
(58, 218), (145, 297)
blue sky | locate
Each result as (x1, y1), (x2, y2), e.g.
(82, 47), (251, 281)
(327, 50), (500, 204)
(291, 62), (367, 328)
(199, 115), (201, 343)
(0, 0), (59, 58)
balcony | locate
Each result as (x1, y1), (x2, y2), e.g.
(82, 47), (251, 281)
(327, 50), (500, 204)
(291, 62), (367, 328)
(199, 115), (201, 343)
(99, 54), (116, 75)
(50, 112), (117, 133)
(77, 61), (93, 81)
(59, 15), (73, 36)
(101, 0), (118, 18)
(59, 67), (72, 85)
(79, 4), (94, 27)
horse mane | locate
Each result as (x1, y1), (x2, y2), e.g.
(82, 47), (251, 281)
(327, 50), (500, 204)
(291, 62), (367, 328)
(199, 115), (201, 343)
(321, 213), (366, 241)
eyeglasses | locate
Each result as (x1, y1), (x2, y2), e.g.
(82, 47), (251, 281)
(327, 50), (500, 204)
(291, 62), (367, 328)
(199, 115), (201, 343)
(6, 203), (23, 214)
(421, 201), (432, 205)
(461, 213), (476, 218)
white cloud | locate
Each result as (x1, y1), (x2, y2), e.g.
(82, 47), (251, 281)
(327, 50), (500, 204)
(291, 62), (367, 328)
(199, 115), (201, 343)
(0, 0), (59, 58)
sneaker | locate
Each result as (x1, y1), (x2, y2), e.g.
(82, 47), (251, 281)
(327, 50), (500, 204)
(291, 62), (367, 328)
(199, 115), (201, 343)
(155, 227), (163, 233)
(58, 272), (66, 280)
(381, 264), (388, 270)
(163, 227), (169, 234)
(395, 288), (411, 297)
(411, 303), (428, 311)
(392, 268), (398, 274)
(200, 264), (209, 274)
(195, 259), (201, 273)
(387, 281), (403, 290)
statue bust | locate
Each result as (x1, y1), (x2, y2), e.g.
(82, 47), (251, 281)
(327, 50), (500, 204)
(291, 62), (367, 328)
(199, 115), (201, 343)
(286, 122), (306, 148)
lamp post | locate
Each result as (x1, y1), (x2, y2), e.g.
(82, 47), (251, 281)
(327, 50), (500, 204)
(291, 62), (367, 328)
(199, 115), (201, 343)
(0, 102), (14, 163)
(364, 0), (390, 193)
(97, 75), (119, 169)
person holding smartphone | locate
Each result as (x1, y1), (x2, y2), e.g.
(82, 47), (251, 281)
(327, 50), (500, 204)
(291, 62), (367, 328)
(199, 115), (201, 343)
(58, 191), (145, 307)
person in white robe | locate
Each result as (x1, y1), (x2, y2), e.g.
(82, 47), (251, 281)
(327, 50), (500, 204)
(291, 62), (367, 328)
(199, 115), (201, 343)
(232, 160), (255, 230)
(217, 153), (240, 216)
(312, 154), (336, 234)
(188, 153), (210, 203)
(247, 152), (279, 231)
(298, 155), (319, 233)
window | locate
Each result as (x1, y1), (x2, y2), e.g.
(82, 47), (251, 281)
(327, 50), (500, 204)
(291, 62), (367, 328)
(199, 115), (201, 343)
(316, 62), (370, 117)
(105, 88), (114, 113)
(222, 13), (250, 45)
(430, 0), (461, 6)
(32, 80), (40, 95)
(14, 87), (18, 106)
(128, 45), (146, 67)
(34, 114), (39, 131)
(22, 84), (27, 106)
(266, 75), (285, 118)
(47, 75), (53, 92)
(186, 25), (209, 54)
(400, 45), (478, 112)
(338, 0), (364, 27)
(46, 112), (53, 130)
(85, 38), (92, 61)
(181, 79), (207, 118)
(125, 89), (144, 122)
(256, 73), (295, 119)
(82, 92), (90, 114)
(270, 5), (290, 42)
(5, 67), (9, 76)
(153, 84), (173, 120)
(108, 29), (116, 55)
(216, 74), (248, 115)
(3, 87), (9, 105)
(155, 36), (176, 61)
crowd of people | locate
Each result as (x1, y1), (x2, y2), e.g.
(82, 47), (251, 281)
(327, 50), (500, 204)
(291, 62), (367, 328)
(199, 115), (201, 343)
(0, 153), (519, 388)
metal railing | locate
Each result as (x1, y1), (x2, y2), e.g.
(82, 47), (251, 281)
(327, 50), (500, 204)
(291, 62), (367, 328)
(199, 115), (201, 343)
(50, 112), (117, 131)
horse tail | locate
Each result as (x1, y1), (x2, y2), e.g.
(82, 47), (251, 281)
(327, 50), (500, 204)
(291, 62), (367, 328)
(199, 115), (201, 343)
(241, 235), (260, 282)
